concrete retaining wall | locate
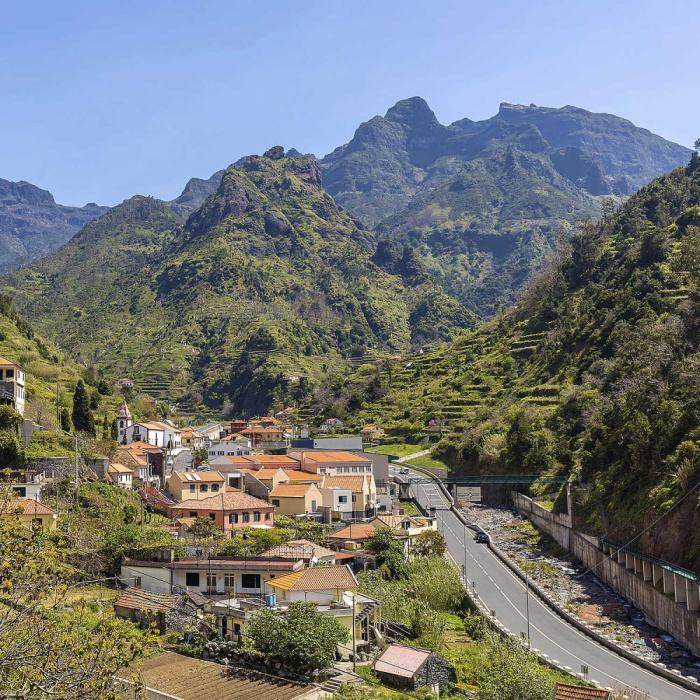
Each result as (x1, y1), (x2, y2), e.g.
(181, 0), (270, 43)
(571, 532), (700, 657)
(512, 491), (572, 551)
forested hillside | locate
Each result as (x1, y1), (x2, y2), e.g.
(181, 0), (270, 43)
(2, 148), (473, 415)
(317, 153), (700, 571)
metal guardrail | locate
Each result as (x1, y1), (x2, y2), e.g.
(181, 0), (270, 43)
(602, 538), (700, 584)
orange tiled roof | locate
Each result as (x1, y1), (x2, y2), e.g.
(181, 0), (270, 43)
(222, 457), (253, 464)
(246, 455), (299, 465)
(170, 470), (224, 483)
(270, 483), (317, 498)
(303, 451), (371, 463)
(327, 523), (377, 540)
(4, 499), (57, 516)
(266, 564), (357, 591)
(321, 475), (368, 492)
(246, 468), (285, 480)
(553, 684), (611, 700)
(172, 492), (272, 511)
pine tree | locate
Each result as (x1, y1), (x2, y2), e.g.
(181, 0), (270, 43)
(60, 408), (72, 433)
(72, 380), (95, 435)
(102, 414), (109, 439)
(110, 418), (118, 441)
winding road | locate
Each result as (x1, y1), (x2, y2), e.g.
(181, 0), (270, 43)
(391, 464), (700, 699)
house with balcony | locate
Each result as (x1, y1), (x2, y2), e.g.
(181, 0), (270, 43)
(125, 421), (181, 449)
(120, 555), (302, 597)
(166, 471), (226, 501)
(108, 463), (133, 490)
(319, 417), (344, 434)
(207, 434), (252, 459)
(361, 425), (385, 443)
(239, 426), (288, 449)
(0, 355), (26, 416)
(321, 474), (377, 518)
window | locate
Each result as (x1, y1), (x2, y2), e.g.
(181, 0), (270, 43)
(229, 513), (238, 524)
(209, 512), (216, 520)
(120, 420), (124, 428)
(241, 574), (260, 589)
(5, 369), (13, 379)
(189, 511), (198, 518)
(311, 500), (316, 512)
(190, 484), (196, 493)
(206, 573), (216, 589)
(272, 499), (280, 507)
(265, 512), (271, 521)
(242, 512), (250, 523)
(218, 451), (224, 456)
(211, 484), (219, 492)
(338, 495), (347, 504)
(185, 572), (200, 587)
(233, 623), (241, 634)
(12, 486), (26, 497)
(351, 466), (357, 472)
(200, 484), (208, 492)
(253, 511), (260, 522)
(319, 468), (326, 474)
(133, 576), (142, 587)
(224, 574), (235, 589)
(352, 495), (357, 503)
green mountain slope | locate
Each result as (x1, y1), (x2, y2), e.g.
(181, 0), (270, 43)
(374, 147), (599, 316)
(2, 148), (473, 415)
(318, 154), (700, 571)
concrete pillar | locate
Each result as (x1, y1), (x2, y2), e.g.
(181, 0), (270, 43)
(674, 574), (687, 604)
(617, 550), (625, 565)
(625, 553), (635, 571)
(686, 581), (700, 612)
(663, 569), (674, 595)
(633, 557), (643, 576)
(602, 543), (609, 555)
(642, 560), (652, 582)
(652, 564), (663, 587)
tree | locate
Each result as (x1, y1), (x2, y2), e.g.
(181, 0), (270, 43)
(411, 529), (447, 558)
(97, 379), (112, 396)
(0, 406), (22, 432)
(110, 418), (118, 441)
(188, 517), (222, 539)
(60, 407), (72, 433)
(0, 502), (152, 697)
(123, 503), (138, 524)
(247, 602), (349, 672)
(194, 447), (209, 465)
(72, 380), (95, 436)
(366, 526), (407, 579)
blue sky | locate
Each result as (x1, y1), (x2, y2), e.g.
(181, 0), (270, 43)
(1, 0), (696, 206)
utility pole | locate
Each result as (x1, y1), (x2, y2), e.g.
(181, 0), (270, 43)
(463, 524), (468, 585)
(56, 379), (60, 429)
(74, 434), (79, 497)
(352, 592), (357, 672)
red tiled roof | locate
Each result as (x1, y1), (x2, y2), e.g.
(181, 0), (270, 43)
(172, 492), (272, 511)
(553, 684), (611, 700)
(373, 644), (431, 678)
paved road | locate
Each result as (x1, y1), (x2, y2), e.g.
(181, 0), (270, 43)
(170, 448), (193, 475)
(391, 465), (700, 699)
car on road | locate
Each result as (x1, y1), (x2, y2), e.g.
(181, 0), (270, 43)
(197, 465), (210, 472)
(474, 531), (489, 544)
(166, 458), (174, 467)
(399, 468), (409, 475)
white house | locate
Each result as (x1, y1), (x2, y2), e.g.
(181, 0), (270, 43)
(319, 418), (344, 434)
(125, 421), (182, 449)
(320, 485), (353, 519)
(0, 355), (26, 416)
(108, 463), (133, 490)
(207, 435), (252, 459)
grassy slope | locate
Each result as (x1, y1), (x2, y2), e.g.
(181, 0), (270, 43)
(317, 157), (700, 571)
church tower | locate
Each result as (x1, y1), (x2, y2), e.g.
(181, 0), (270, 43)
(116, 399), (132, 444)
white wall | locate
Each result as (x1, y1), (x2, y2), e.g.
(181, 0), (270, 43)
(120, 565), (171, 593)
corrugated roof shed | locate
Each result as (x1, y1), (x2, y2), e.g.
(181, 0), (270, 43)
(114, 587), (179, 613)
(553, 684), (611, 700)
(373, 644), (431, 678)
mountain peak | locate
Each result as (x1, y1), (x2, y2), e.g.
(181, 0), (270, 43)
(385, 97), (440, 129)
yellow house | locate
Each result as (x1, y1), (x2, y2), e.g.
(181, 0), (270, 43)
(238, 467), (288, 492)
(166, 471), (225, 501)
(108, 463), (133, 490)
(3, 499), (57, 531)
(361, 425), (385, 442)
(370, 514), (437, 556)
(265, 565), (380, 657)
(269, 482), (323, 516)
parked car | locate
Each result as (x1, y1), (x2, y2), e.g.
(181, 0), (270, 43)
(197, 465), (210, 472)
(399, 468), (409, 475)
(474, 531), (489, 544)
(166, 457), (174, 467)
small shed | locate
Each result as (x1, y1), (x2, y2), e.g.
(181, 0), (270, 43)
(552, 684), (611, 700)
(372, 643), (454, 691)
(113, 587), (200, 634)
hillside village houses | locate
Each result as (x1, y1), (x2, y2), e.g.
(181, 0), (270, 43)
(108, 463), (133, 490)
(319, 417), (344, 433)
(166, 471), (225, 501)
(0, 355), (26, 416)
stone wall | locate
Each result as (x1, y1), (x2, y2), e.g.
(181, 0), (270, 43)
(512, 491), (572, 551)
(571, 532), (700, 657)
